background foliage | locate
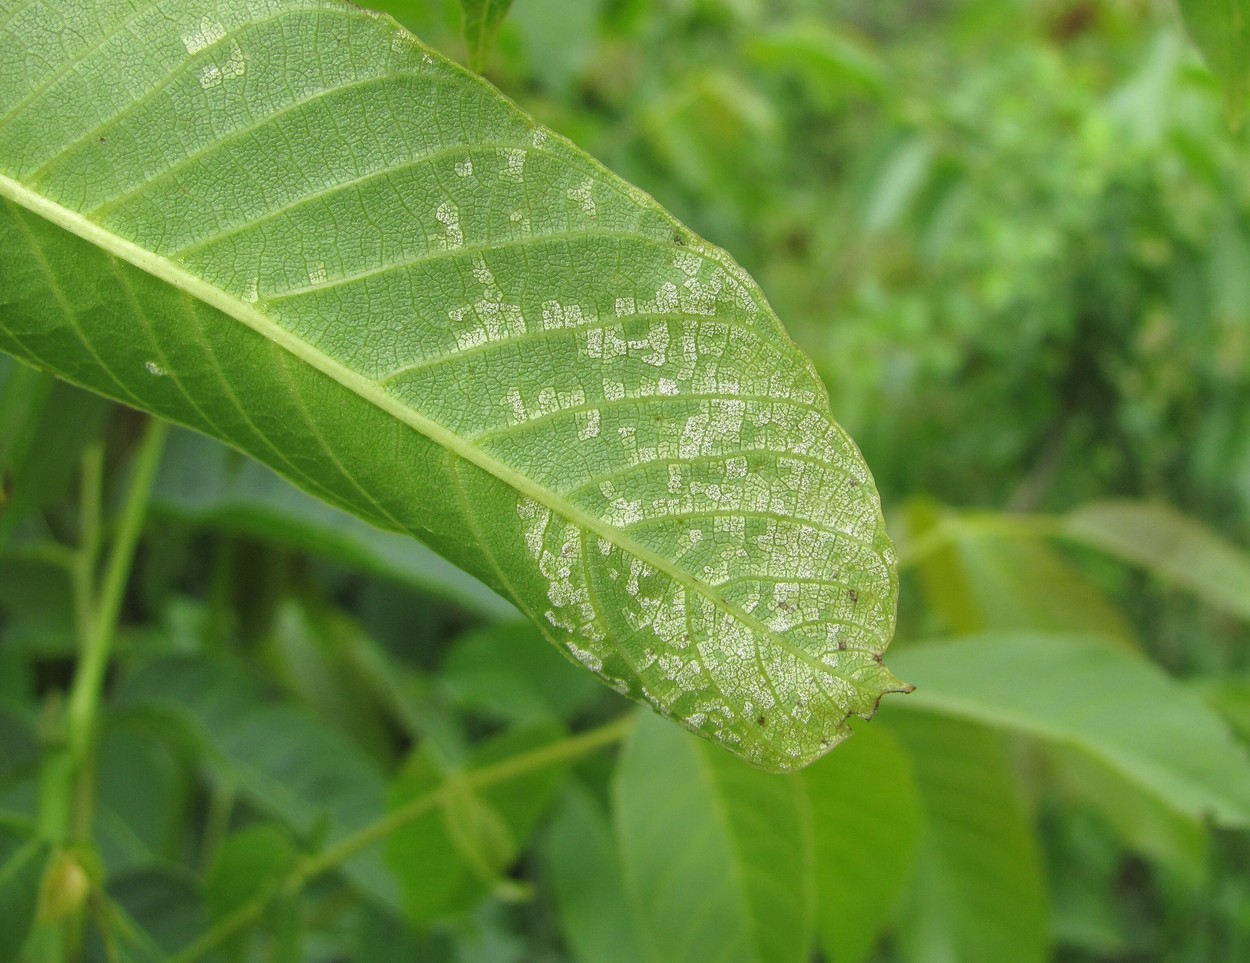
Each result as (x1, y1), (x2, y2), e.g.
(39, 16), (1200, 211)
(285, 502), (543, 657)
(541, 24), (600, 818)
(3, 0), (1250, 960)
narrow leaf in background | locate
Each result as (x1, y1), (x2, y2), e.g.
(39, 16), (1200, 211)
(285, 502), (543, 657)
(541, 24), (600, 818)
(1061, 500), (1250, 624)
(906, 501), (1136, 645)
(1177, 0), (1250, 125)
(460, 0), (514, 72)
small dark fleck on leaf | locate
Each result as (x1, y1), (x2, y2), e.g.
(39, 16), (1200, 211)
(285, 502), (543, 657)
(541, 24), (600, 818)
(757, 715), (767, 727)
(848, 589), (859, 604)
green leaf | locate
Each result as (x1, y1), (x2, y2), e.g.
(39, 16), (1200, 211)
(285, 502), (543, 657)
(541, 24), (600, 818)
(152, 429), (516, 619)
(613, 711), (815, 963)
(0, 372), (109, 547)
(0, 0), (903, 772)
(747, 20), (887, 102)
(544, 785), (648, 963)
(1060, 500), (1250, 624)
(115, 655), (399, 910)
(459, 0), (513, 73)
(905, 501), (1136, 645)
(0, 820), (50, 960)
(1048, 744), (1209, 889)
(105, 868), (210, 960)
(0, 552), (75, 655)
(205, 823), (299, 921)
(1177, 0), (1250, 126)
(440, 620), (601, 724)
(1206, 677), (1250, 743)
(890, 633), (1250, 826)
(92, 721), (194, 876)
(385, 723), (569, 924)
(804, 725), (921, 963)
(889, 715), (1048, 963)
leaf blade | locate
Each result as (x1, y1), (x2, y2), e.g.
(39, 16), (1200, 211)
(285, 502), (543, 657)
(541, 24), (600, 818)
(1061, 500), (1250, 624)
(1177, 0), (1250, 126)
(888, 715), (1049, 963)
(890, 632), (1250, 826)
(613, 711), (815, 963)
(803, 724), (922, 963)
(0, 0), (903, 770)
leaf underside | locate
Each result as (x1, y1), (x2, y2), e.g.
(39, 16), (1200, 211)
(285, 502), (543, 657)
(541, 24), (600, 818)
(0, 0), (904, 770)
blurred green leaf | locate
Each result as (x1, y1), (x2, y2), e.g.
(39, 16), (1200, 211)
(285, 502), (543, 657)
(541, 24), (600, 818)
(642, 70), (782, 199)
(92, 722), (193, 876)
(805, 725), (922, 963)
(105, 868), (209, 960)
(0, 553), (75, 655)
(153, 430), (515, 620)
(262, 601), (402, 763)
(892, 633), (1250, 825)
(613, 712), (814, 963)
(459, 0), (513, 72)
(1177, 0), (1250, 125)
(439, 621), (601, 725)
(907, 503), (1136, 645)
(1206, 678), (1250, 743)
(860, 135), (934, 236)
(544, 785), (647, 963)
(507, 0), (603, 91)
(115, 656), (398, 911)
(1061, 500), (1250, 623)
(0, 820), (50, 960)
(890, 715), (1048, 963)
(0, 702), (38, 787)
(1049, 744), (1209, 888)
(349, 904), (456, 963)
(0, 374), (109, 547)
(386, 724), (568, 924)
(747, 20), (887, 103)
(205, 823), (298, 922)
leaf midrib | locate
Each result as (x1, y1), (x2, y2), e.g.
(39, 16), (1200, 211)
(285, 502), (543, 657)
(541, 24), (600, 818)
(0, 171), (866, 695)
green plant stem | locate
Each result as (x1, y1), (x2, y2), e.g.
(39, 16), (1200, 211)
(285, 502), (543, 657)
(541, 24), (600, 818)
(64, 418), (169, 769)
(171, 713), (636, 963)
(72, 441), (105, 649)
(30, 420), (167, 961)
